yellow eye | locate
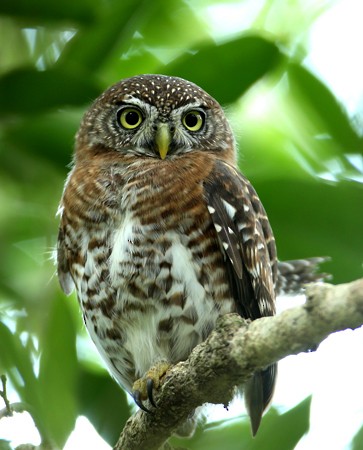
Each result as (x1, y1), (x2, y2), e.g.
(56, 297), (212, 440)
(182, 110), (205, 132)
(118, 108), (143, 129)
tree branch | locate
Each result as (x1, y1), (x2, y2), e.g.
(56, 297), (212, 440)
(114, 279), (363, 450)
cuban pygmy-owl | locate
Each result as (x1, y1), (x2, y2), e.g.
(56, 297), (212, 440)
(57, 74), (325, 435)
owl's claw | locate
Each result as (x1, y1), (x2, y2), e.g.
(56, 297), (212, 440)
(147, 378), (157, 408)
(132, 361), (171, 412)
(133, 389), (152, 413)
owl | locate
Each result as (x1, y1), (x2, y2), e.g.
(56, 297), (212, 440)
(57, 74), (325, 436)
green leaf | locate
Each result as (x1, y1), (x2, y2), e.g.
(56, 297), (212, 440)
(165, 35), (283, 104)
(2, 110), (81, 166)
(140, 0), (210, 49)
(0, 323), (47, 439)
(38, 296), (78, 448)
(78, 367), (131, 445)
(0, 68), (100, 115)
(255, 179), (363, 283)
(101, 48), (162, 85)
(251, 397), (311, 450)
(352, 424), (363, 450)
(0, 323), (37, 403)
(57, 0), (145, 72)
(288, 63), (363, 153)
(0, 440), (12, 450)
(96, 0), (211, 83)
(0, 19), (32, 74)
(170, 397), (311, 450)
(0, 0), (97, 24)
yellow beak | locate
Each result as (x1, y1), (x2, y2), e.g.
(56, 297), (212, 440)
(155, 123), (171, 160)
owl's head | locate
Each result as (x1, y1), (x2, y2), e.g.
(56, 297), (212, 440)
(76, 74), (235, 162)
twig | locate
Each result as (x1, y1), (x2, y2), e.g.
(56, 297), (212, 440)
(0, 376), (57, 450)
(0, 374), (12, 417)
(0, 375), (37, 422)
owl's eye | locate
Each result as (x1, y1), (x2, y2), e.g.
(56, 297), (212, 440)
(182, 110), (205, 132)
(118, 108), (143, 130)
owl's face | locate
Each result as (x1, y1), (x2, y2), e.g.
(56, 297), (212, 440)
(76, 75), (235, 162)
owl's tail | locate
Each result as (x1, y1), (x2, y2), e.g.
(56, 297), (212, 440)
(244, 363), (277, 436)
(275, 257), (330, 296)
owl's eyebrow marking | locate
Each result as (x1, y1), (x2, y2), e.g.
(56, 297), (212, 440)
(114, 100), (143, 106)
(175, 104), (209, 113)
(113, 99), (156, 113)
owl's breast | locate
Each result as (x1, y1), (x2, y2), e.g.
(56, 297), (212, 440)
(66, 155), (235, 386)
(104, 204), (234, 379)
(107, 155), (234, 311)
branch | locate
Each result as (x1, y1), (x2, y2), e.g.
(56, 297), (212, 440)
(114, 279), (363, 450)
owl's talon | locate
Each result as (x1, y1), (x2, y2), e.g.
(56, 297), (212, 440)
(132, 361), (171, 411)
(133, 390), (152, 413)
(147, 378), (157, 407)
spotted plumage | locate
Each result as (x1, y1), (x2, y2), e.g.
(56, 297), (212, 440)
(57, 74), (326, 436)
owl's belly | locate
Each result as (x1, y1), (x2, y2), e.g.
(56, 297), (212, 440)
(79, 214), (234, 392)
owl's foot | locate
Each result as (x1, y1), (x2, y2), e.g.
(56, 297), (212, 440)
(132, 361), (171, 412)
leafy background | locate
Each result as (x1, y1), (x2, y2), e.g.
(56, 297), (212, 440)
(0, 0), (362, 449)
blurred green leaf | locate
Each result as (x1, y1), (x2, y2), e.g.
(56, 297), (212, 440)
(78, 367), (131, 445)
(0, 68), (100, 115)
(57, 0), (145, 72)
(0, 323), (37, 401)
(288, 63), (363, 153)
(0, 19), (31, 74)
(170, 397), (311, 450)
(256, 179), (363, 283)
(101, 48), (162, 84)
(0, 0), (97, 24)
(251, 397), (311, 450)
(0, 322), (47, 439)
(38, 296), (78, 448)
(2, 110), (81, 167)
(352, 423), (363, 450)
(0, 440), (12, 450)
(140, 1), (209, 49)
(99, 0), (210, 82)
(165, 35), (283, 104)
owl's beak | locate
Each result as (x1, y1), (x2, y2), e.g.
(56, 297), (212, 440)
(155, 123), (171, 160)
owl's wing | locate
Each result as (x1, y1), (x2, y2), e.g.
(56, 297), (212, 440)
(57, 217), (75, 296)
(204, 159), (277, 318)
(203, 159), (277, 435)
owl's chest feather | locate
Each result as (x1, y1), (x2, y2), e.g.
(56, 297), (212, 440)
(68, 157), (234, 386)
(81, 208), (232, 385)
